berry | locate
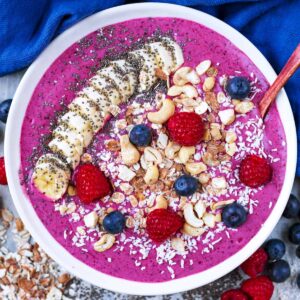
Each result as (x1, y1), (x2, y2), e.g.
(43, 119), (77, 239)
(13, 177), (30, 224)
(288, 223), (300, 244)
(296, 245), (300, 258)
(222, 203), (247, 228)
(129, 124), (152, 147)
(283, 194), (300, 218)
(167, 112), (205, 146)
(239, 155), (272, 188)
(103, 211), (126, 234)
(241, 276), (274, 300)
(266, 259), (290, 283)
(0, 99), (12, 123)
(146, 209), (183, 243)
(221, 289), (248, 300)
(297, 274), (300, 289)
(225, 77), (250, 99)
(240, 248), (268, 277)
(174, 175), (198, 196)
(264, 239), (286, 261)
(0, 157), (7, 185)
(74, 164), (111, 204)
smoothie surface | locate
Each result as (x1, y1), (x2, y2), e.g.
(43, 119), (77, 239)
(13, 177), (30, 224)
(20, 17), (287, 282)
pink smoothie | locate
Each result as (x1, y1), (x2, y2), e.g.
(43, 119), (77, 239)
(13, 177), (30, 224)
(20, 18), (287, 282)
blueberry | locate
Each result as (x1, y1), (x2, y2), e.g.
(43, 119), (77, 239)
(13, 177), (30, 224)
(296, 245), (300, 258)
(266, 259), (290, 282)
(103, 211), (126, 234)
(289, 223), (300, 244)
(0, 99), (12, 123)
(225, 77), (250, 99)
(297, 274), (300, 289)
(283, 194), (300, 218)
(264, 239), (286, 261)
(129, 124), (152, 147)
(174, 175), (198, 196)
(221, 203), (247, 228)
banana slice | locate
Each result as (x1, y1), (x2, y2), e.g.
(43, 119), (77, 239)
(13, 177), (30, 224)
(79, 87), (110, 112)
(128, 48), (159, 92)
(48, 137), (82, 169)
(147, 42), (174, 75)
(69, 97), (104, 133)
(32, 154), (70, 201)
(161, 38), (184, 72)
(35, 153), (70, 172)
(59, 112), (93, 148)
(90, 75), (121, 105)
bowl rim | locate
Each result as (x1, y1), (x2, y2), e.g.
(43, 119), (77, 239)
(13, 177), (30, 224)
(4, 2), (297, 296)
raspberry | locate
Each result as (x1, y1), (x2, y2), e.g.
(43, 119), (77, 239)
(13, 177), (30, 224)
(221, 289), (249, 300)
(239, 155), (272, 188)
(146, 209), (183, 243)
(0, 157), (7, 185)
(241, 248), (268, 277)
(74, 164), (111, 204)
(167, 112), (205, 146)
(241, 276), (274, 300)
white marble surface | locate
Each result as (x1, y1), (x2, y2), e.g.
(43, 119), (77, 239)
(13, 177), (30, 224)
(0, 71), (299, 299)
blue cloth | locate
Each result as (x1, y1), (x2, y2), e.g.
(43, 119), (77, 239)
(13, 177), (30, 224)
(0, 0), (299, 175)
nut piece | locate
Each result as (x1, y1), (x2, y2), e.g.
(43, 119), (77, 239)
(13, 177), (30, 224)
(217, 91), (226, 103)
(194, 200), (206, 219)
(210, 123), (222, 140)
(218, 109), (235, 125)
(210, 199), (235, 211)
(195, 101), (209, 115)
(167, 84), (198, 98)
(183, 203), (204, 228)
(203, 77), (215, 92)
(171, 237), (186, 253)
(165, 141), (181, 159)
(93, 234), (115, 252)
(111, 192), (125, 204)
(118, 165), (136, 181)
(235, 101), (254, 114)
(173, 67), (200, 86)
(157, 132), (169, 149)
(154, 195), (168, 209)
(144, 164), (159, 185)
(196, 60), (211, 76)
(178, 146), (195, 164)
(144, 147), (163, 165)
(120, 135), (140, 166)
(202, 213), (216, 228)
(211, 177), (227, 189)
(199, 173), (210, 184)
(185, 162), (207, 175)
(147, 99), (175, 124)
(225, 142), (237, 156)
(225, 131), (237, 143)
(182, 223), (205, 236)
(83, 211), (98, 228)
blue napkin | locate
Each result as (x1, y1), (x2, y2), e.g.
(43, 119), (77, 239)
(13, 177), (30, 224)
(0, 0), (299, 175)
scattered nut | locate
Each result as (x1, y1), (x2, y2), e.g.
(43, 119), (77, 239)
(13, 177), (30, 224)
(167, 84), (198, 98)
(210, 199), (235, 211)
(225, 131), (237, 143)
(154, 195), (168, 209)
(144, 147), (163, 165)
(182, 223), (205, 236)
(165, 141), (181, 159)
(147, 99), (175, 124)
(144, 164), (159, 185)
(195, 101), (209, 115)
(234, 101), (254, 114)
(81, 153), (92, 163)
(194, 200), (206, 219)
(196, 60), (211, 76)
(183, 203), (204, 228)
(199, 173), (210, 184)
(218, 109), (235, 125)
(217, 91), (226, 103)
(203, 77), (215, 91)
(211, 177), (227, 190)
(67, 185), (77, 196)
(202, 213), (216, 228)
(111, 192), (125, 204)
(105, 139), (121, 152)
(93, 234), (115, 252)
(157, 132), (169, 149)
(83, 211), (98, 228)
(171, 237), (186, 253)
(118, 165), (136, 182)
(210, 123), (222, 140)
(126, 216), (135, 228)
(120, 135), (140, 166)
(225, 142), (237, 156)
(173, 67), (200, 86)
(129, 195), (138, 207)
(185, 162), (207, 175)
(178, 146), (195, 164)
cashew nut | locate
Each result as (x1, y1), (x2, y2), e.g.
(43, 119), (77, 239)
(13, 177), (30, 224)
(182, 223), (205, 237)
(167, 84), (198, 98)
(203, 77), (215, 91)
(185, 162), (207, 175)
(171, 237), (186, 253)
(178, 146), (195, 164)
(196, 60), (211, 76)
(93, 234), (115, 252)
(194, 200), (206, 219)
(183, 203), (204, 228)
(120, 135), (140, 166)
(165, 141), (181, 159)
(202, 213), (215, 228)
(210, 199), (235, 211)
(144, 164), (159, 185)
(154, 195), (168, 209)
(173, 67), (200, 86)
(144, 147), (163, 164)
(147, 99), (175, 124)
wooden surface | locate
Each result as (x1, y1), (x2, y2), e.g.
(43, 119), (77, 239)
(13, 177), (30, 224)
(0, 71), (299, 299)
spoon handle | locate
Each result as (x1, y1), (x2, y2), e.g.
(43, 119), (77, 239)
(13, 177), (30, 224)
(259, 44), (300, 118)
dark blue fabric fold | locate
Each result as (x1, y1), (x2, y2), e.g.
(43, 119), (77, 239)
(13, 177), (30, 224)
(0, 0), (299, 175)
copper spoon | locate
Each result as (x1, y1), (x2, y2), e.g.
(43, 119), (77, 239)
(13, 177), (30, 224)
(259, 43), (300, 118)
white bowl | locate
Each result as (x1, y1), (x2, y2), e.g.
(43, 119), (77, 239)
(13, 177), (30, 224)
(4, 3), (297, 296)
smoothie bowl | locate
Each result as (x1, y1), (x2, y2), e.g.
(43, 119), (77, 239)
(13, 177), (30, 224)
(5, 3), (297, 295)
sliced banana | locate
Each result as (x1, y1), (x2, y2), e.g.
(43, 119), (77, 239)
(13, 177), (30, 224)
(89, 75), (121, 105)
(48, 137), (82, 169)
(147, 42), (174, 75)
(69, 97), (104, 133)
(59, 112), (93, 147)
(161, 37), (184, 72)
(128, 48), (158, 92)
(32, 154), (70, 201)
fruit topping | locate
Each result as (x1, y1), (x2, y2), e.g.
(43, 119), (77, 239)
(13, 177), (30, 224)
(221, 203), (247, 228)
(0, 99), (12, 123)
(103, 211), (126, 234)
(283, 194), (300, 218)
(288, 223), (300, 244)
(129, 124), (152, 147)
(264, 239), (286, 261)
(74, 164), (111, 203)
(239, 155), (272, 188)
(146, 208), (183, 243)
(220, 289), (248, 300)
(241, 276), (274, 300)
(0, 157), (7, 185)
(266, 259), (291, 283)
(174, 174), (198, 196)
(225, 76), (250, 100)
(167, 112), (205, 146)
